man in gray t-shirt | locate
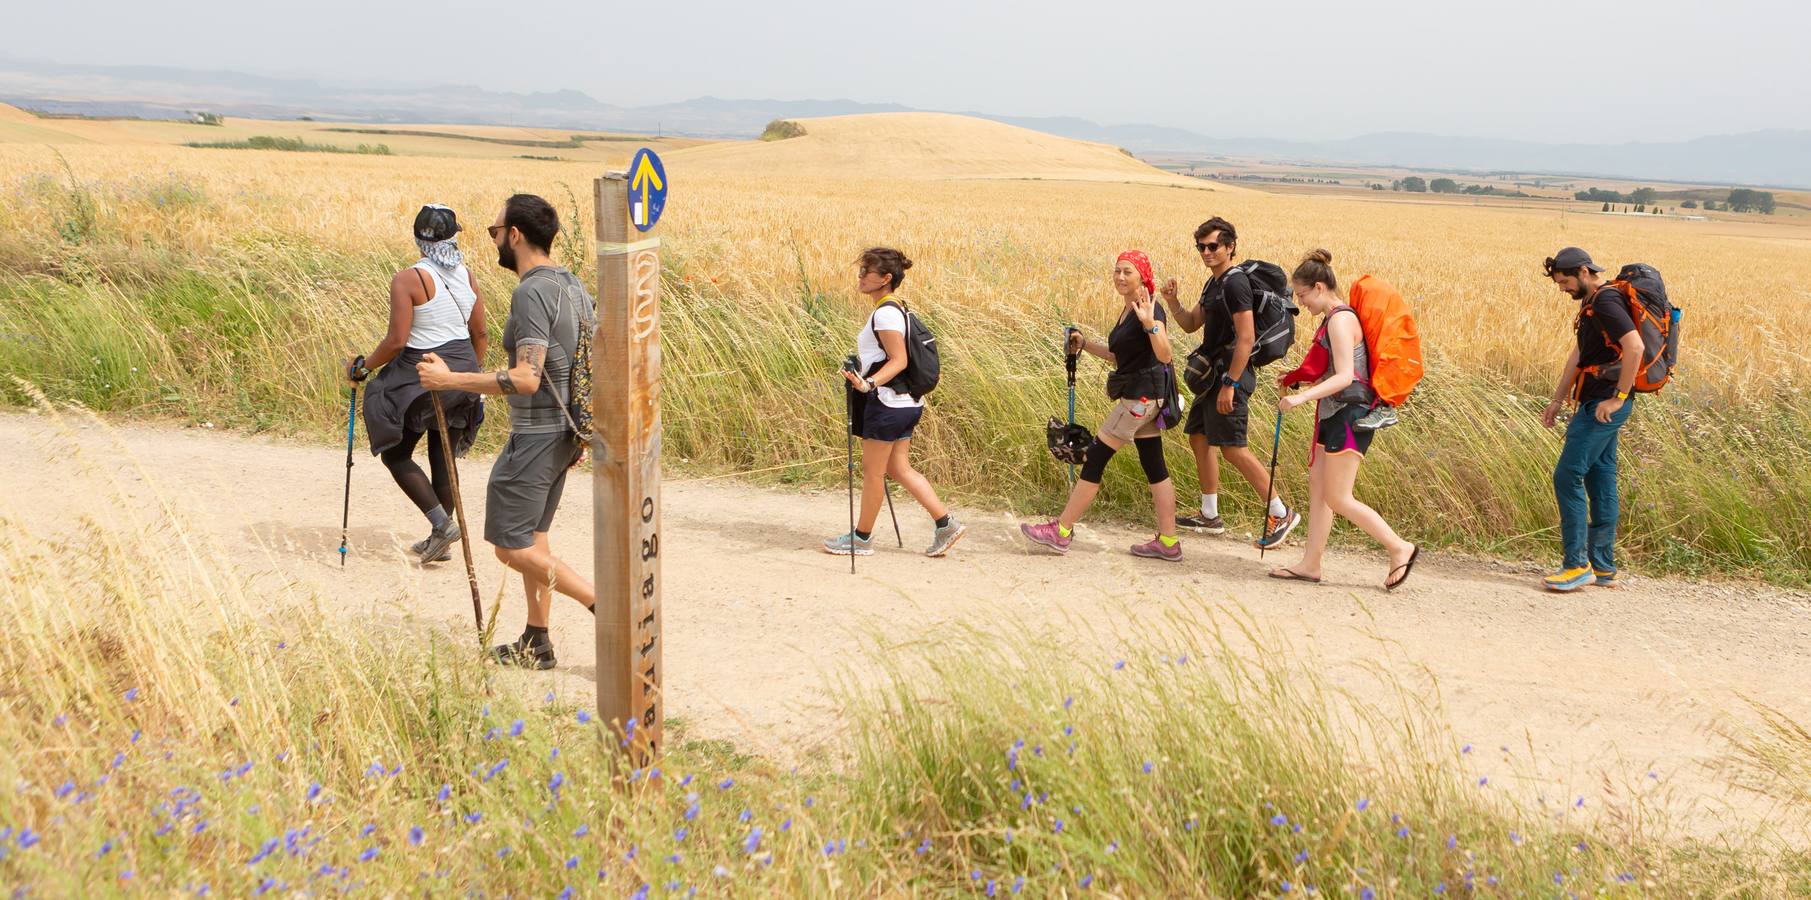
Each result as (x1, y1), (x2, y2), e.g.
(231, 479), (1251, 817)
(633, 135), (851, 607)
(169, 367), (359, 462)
(419, 193), (597, 671)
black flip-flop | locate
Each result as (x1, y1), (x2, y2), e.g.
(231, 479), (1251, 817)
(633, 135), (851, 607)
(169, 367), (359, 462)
(1268, 568), (1322, 584)
(1384, 545), (1421, 592)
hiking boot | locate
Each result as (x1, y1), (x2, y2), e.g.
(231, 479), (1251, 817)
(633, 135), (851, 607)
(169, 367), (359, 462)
(1129, 535), (1182, 562)
(491, 636), (556, 671)
(417, 520), (460, 565)
(1354, 405), (1399, 431)
(1020, 521), (1072, 555)
(1543, 567), (1593, 593)
(924, 518), (967, 557)
(1176, 512), (1227, 535)
(1254, 509), (1302, 550)
(1593, 569), (1628, 588)
(822, 532), (874, 556)
(410, 535), (452, 563)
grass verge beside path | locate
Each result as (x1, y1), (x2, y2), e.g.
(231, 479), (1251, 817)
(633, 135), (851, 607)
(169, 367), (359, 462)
(1, 402), (1806, 895)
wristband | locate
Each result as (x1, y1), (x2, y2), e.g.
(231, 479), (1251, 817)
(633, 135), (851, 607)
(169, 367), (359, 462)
(1615, 390), (1629, 400)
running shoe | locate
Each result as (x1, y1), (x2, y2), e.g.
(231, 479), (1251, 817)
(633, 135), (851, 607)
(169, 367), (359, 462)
(418, 520), (461, 565)
(1254, 509), (1302, 550)
(1354, 405), (1399, 431)
(925, 518), (967, 557)
(1543, 567), (1593, 592)
(1129, 535), (1182, 562)
(491, 636), (556, 671)
(822, 532), (874, 556)
(1593, 569), (1627, 588)
(1020, 521), (1072, 555)
(1176, 512), (1227, 535)
(411, 535), (452, 562)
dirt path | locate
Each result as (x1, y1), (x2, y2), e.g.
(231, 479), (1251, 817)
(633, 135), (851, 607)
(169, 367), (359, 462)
(4, 411), (1808, 840)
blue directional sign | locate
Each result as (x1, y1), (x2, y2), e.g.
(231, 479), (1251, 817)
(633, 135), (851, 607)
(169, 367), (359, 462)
(628, 148), (667, 232)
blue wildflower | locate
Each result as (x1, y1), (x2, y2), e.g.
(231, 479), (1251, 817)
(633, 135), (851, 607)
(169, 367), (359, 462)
(744, 828), (763, 854)
(577, 710), (592, 724)
(1356, 798), (1369, 812)
(409, 827), (423, 846)
(1113, 660), (1125, 670)
(305, 782), (322, 802)
(1270, 814), (1288, 827)
(437, 784), (450, 804)
(124, 688), (139, 702)
(574, 824), (589, 837)
(718, 778), (734, 790)
(509, 719), (524, 738)
(358, 847), (377, 862)
(1081, 874), (1094, 888)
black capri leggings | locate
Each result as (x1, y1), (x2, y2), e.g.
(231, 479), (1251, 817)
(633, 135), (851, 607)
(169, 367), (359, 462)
(1077, 436), (1170, 485)
(380, 395), (454, 515)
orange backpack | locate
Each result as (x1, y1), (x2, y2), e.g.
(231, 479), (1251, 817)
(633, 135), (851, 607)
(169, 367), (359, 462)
(1346, 274), (1424, 407)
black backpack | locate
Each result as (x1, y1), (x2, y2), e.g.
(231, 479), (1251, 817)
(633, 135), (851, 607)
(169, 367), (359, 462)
(874, 299), (941, 399)
(1234, 260), (1300, 368)
(1612, 263), (1680, 383)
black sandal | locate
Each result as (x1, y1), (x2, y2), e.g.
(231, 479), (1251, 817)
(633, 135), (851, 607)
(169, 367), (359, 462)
(1384, 545), (1420, 592)
(1268, 568), (1322, 584)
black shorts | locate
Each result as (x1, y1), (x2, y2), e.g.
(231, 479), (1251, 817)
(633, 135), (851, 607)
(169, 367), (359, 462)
(1312, 404), (1375, 462)
(857, 401), (923, 442)
(1183, 383), (1251, 447)
(484, 431), (580, 549)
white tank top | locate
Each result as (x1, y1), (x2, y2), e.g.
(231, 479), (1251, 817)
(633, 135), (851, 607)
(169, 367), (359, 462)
(406, 261), (477, 349)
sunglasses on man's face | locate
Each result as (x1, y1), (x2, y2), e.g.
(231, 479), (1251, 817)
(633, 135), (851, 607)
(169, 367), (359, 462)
(488, 224), (509, 240)
(1196, 241), (1225, 253)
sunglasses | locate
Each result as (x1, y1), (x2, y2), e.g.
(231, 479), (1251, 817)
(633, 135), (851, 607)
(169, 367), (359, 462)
(487, 224), (509, 240)
(1195, 241), (1226, 253)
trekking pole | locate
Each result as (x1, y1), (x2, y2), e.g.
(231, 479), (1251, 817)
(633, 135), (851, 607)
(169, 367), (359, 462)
(1064, 327), (1080, 485)
(883, 478), (902, 547)
(845, 381), (856, 574)
(339, 357), (363, 566)
(1260, 409), (1284, 560)
(430, 391), (484, 633)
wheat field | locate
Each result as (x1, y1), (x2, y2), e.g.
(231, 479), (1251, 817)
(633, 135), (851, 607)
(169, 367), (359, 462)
(3, 112), (1810, 578)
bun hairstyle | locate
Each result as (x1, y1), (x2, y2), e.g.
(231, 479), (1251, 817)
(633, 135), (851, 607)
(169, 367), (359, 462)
(858, 246), (913, 291)
(1291, 248), (1338, 294)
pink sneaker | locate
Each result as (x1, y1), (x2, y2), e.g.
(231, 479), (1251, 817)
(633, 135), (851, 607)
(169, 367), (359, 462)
(1130, 535), (1182, 562)
(1020, 521), (1072, 555)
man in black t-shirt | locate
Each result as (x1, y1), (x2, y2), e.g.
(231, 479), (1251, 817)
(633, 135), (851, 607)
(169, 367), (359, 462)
(1539, 247), (1644, 593)
(1161, 217), (1298, 549)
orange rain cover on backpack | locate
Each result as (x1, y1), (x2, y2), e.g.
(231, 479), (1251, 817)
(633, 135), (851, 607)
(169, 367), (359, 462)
(1347, 274), (1423, 407)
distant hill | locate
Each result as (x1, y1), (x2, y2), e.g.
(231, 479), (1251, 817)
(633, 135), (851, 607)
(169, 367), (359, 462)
(672, 113), (1238, 189)
(3, 58), (1805, 188)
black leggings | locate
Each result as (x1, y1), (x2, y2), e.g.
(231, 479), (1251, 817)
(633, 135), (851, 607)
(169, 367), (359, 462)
(380, 398), (453, 515)
(1077, 436), (1170, 485)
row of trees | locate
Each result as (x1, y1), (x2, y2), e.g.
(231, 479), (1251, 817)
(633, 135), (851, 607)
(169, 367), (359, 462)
(1578, 186), (1774, 214)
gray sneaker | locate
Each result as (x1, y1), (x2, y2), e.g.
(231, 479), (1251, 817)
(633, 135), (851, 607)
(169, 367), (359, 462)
(1254, 509), (1302, 550)
(410, 535), (452, 562)
(924, 518), (967, 557)
(1176, 512), (1226, 535)
(823, 532), (874, 556)
(1353, 405), (1399, 431)
(417, 520), (461, 565)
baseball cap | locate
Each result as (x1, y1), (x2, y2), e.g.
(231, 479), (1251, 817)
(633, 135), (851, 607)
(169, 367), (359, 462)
(413, 204), (461, 242)
(1546, 246), (1603, 274)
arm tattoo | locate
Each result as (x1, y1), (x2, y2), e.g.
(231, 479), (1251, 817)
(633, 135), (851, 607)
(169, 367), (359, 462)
(519, 343), (546, 379)
(495, 369), (516, 395)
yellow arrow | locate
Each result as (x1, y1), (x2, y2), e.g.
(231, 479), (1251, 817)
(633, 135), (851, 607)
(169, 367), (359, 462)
(631, 153), (664, 224)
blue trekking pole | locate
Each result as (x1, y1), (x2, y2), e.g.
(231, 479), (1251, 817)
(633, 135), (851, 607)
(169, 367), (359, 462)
(339, 356), (365, 566)
(1259, 409), (1284, 560)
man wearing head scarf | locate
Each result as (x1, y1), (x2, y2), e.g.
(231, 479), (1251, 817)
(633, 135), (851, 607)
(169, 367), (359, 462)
(349, 204), (489, 564)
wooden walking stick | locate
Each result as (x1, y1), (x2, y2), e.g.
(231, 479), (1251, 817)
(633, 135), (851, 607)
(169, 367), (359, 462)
(430, 391), (483, 632)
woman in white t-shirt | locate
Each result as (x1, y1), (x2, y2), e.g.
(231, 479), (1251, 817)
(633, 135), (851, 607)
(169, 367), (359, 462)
(823, 247), (966, 558)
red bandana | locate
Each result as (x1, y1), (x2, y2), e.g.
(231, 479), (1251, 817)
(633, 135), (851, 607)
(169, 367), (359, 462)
(1117, 250), (1154, 297)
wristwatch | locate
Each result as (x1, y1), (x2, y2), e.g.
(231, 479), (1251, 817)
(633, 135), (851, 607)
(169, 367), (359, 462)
(1219, 374), (1238, 389)
(1144, 322), (1160, 335)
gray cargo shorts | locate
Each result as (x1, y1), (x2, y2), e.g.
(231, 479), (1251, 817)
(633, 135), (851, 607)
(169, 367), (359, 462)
(484, 431), (581, 550)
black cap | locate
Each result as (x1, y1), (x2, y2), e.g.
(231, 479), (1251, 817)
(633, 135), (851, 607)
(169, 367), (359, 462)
(1549, 246), (1602, 273)
(414, 204), (461, 242)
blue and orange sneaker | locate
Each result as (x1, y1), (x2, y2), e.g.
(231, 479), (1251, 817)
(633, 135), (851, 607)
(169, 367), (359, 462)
(1543, 567), (1593, 592)
(1593, 569), (1625, 588)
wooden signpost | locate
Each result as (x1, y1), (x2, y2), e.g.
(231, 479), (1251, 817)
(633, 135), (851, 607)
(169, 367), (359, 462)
(593, 155), (666, 769)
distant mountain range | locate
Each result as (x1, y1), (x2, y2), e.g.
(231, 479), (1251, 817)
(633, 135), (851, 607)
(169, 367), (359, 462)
(4, 58), (1806, 188)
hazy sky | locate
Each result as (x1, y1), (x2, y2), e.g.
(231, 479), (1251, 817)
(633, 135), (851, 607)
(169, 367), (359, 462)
(5, 0), (1806, 142)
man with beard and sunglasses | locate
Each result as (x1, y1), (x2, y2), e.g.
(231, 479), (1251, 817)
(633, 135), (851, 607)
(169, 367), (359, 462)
(1160, 216), (1299, 550)
(419, 193), (596, 669)
(1539, 246), (1644, 593)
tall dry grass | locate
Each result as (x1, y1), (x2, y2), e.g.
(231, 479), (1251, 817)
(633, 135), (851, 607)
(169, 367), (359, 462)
(2, 397), (1805, 895)
(3, 145), (1810, 580)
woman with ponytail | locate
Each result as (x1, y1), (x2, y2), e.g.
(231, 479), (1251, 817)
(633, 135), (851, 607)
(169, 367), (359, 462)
(1269, 250), (1419, 590)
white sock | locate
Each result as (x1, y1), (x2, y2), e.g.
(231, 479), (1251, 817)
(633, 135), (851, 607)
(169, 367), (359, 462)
(1269, 496), (1288, 518)
(1200, 493), (1218, 518)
